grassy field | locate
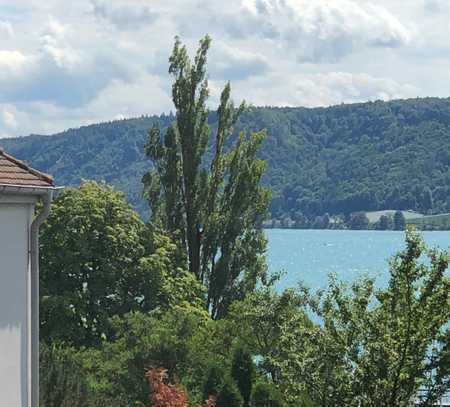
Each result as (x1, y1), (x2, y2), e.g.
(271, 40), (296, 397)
(365, 210), (450, 230)
(365, 210), (423, 223)
(407, 213), (450, 230)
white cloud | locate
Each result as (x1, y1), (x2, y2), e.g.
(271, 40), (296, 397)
(40, 19), (83, 70)
(0, 73), (171, 138)
(210, 42), (269, 80)
(86, 74), (171, 119)
(239, 0), (413, 62)
(295, 72), (418, 106)
(91, 0), (158, 29)
(424, 0), (447, 12)
(0, 104), (27, 138)
(0, 50), (27, 71)
(1, 108), (18, 129)
(0, 0), (447, 138)
(0, 21), (14, 38)
(229, 71), (418, 108)
(0, 15), (142, 108)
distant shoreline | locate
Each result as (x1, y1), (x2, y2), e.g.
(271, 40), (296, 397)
(263, 227), (449, 232)
(264, 210), (450, 231)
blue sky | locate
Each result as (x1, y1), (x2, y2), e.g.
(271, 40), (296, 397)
(0, 0), (449, 137)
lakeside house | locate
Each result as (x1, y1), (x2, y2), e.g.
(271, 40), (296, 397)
(0, 149), (55, 407)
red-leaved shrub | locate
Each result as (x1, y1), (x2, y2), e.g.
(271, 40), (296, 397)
(146, 368), (216, 407)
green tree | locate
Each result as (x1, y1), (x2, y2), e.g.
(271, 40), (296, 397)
(250, 382), (285, 407)
(215, 378), (243, 407)
(348, 211), (370, 230)
(393, 210), (406, 230)
(143, 36), (270, 318)
(228, 286), (311, 385)
(420, 187), (433, 212)
(274, 228), (450, 406)
(376, 214), (393, 230)
(417, 331), (450, 406)
(231, 345), (255, 407)
(80, 306), (215, 406)
(203, 363), (226, 400)
(40, 181), (203, 347)
(40, 344), (90, 407)
(12, 97), (450, 226)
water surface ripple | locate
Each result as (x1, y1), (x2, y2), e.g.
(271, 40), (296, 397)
(266, 229), (450, 291)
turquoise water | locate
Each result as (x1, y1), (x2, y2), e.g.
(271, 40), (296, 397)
(265, 229), (450, 291)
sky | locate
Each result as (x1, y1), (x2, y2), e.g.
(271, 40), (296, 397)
(0, 0), (449, 138)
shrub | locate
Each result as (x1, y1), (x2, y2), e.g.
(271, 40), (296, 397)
(40, 343), (89, 407)
(250, 382), (285, 407)
(231, 345), (255, 407)
(146, 368), (189, 407)
(203, 363), (225, 400)
(215, 378), (243, 407)
(146, 368), (217, 407)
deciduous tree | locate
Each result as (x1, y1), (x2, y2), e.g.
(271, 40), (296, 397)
(143, 36), (270, 318)
(274, 228), (450, 406)
(40, 181), (202, 347)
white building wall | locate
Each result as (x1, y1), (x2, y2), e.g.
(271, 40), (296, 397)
(0, 201), (33, 407)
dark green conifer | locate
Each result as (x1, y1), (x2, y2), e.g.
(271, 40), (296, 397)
(251, 382), (285, 407)
(215, 378), (243, 407)
(231, 346), (255, 407)
(394, 210), (406, 230)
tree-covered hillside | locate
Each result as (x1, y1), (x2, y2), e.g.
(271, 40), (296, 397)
(3, 97), (450, 222)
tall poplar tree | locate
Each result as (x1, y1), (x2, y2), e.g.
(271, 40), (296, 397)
(143, 36), (270, 318)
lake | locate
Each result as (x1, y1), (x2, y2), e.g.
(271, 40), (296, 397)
(266, 229), (450, 291)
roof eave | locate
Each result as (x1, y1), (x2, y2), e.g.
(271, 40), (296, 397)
(0, 184), (62, 196)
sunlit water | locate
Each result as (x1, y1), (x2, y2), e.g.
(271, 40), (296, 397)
(265, 229), (450, 291)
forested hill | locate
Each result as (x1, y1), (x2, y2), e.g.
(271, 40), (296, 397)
(3, 97), (450, 222)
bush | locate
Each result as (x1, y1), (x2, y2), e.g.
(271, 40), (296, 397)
(146, 368), (189, 407)
(250, 382), (285, 407)
(231, 345), (255, 407)
(203, 363), (226, 400)
(215, 378), (243, 407)
(40, 343), (89, 407)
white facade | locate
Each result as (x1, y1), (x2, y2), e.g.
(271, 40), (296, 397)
(0, 194), (37, 407)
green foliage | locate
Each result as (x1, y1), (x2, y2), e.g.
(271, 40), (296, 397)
(40, 181), (203, 347)
(21, 37), (450, 406)
(215, 377), (243, 407)
(143, 36), (270, 318)
(231, 345), (255, 407)
(7, 98), (450, 226)
(40, 343), (90, 407)
(203, 363), (226, 400)
(394, 210), (406, 230)
(348, 211), (369, 230)
(228, 286), (311, 384)
(40, 181), (149, 346)
(142, 232), (206, 311)
(273, 228), (450, 406)
(78, 307), (224, 406)
(37, 183), (450, 406)
(375, 214), (393, 230)
(250, 382), (285, 407)
(419, 331), (450, 405)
